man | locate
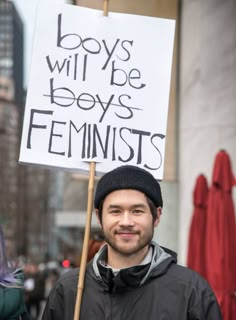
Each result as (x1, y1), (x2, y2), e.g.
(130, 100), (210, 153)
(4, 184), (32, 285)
(42, 165), (222, 319)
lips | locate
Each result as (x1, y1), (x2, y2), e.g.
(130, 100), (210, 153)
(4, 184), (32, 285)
(115, 230), (137, 234)
(115, 231), (138, 238)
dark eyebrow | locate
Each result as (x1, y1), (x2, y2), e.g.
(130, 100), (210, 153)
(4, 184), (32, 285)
(131, 204), (147, 209)
(108, 205), (122, 209)
(108, 204), (147, 209)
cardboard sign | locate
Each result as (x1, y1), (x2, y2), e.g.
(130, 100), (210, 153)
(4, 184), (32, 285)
(19, 2), (175, 179)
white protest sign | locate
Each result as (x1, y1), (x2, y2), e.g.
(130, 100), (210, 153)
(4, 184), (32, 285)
(19, 2), (175, 179)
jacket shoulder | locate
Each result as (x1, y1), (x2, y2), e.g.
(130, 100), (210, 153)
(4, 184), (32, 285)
(167, 263), (209, 289)
(56, 268), (80, 289)
(156, 263), (222, 318)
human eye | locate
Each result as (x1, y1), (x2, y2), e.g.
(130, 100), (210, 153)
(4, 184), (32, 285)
(109, 209), (121, 216)
(132, 209), (144, 215)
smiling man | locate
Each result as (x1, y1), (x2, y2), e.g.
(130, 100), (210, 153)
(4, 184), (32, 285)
(97, 188), (160, 269)
(42, 165), (222, 320)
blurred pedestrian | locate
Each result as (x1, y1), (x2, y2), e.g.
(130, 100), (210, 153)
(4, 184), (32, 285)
(24, 263), (45, 320)
(0, 225), (30, 319)
(44, 269), (59, 298)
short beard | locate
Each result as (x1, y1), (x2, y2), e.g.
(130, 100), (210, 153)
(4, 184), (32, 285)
(103, 228), (154, 256)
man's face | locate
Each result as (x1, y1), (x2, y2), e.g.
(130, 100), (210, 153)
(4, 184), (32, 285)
(97, 189), (160, 258)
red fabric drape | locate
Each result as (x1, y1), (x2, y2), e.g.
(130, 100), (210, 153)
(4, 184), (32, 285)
(187, 174), (208, 278)
(205, 150), (236, 320)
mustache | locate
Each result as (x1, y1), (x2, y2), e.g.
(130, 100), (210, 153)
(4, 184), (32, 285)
(115, 228), (139, 234)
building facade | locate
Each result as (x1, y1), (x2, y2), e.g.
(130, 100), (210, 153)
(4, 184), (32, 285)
(0, 0), (23, 106)
(0, 0), (24, 258)
(0, 0), (57, 262)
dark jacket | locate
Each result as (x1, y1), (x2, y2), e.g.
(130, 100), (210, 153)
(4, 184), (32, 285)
(0, 270), (30, 320)
(42, 242), (222, 320)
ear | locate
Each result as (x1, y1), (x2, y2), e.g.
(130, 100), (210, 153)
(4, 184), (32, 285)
(154, 207), (162, 227)
(95, 209), (102, 227)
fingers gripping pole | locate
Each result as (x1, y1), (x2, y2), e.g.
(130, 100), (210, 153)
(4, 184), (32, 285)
(73, 162), (96, 320)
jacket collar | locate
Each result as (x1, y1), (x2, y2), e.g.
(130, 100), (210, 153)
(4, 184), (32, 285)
(91, 241), (176, 293)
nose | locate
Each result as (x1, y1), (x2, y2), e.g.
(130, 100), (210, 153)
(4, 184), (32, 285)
(118, 212), (134, 227)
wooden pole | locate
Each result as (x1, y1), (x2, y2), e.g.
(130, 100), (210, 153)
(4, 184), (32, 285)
(103, 0), (109, 16)
(73, 162), (96, 320)
(73, 2), (109, 318)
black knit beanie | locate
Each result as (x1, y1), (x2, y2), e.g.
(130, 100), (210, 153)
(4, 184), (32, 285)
(94, 165), (163, 209)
